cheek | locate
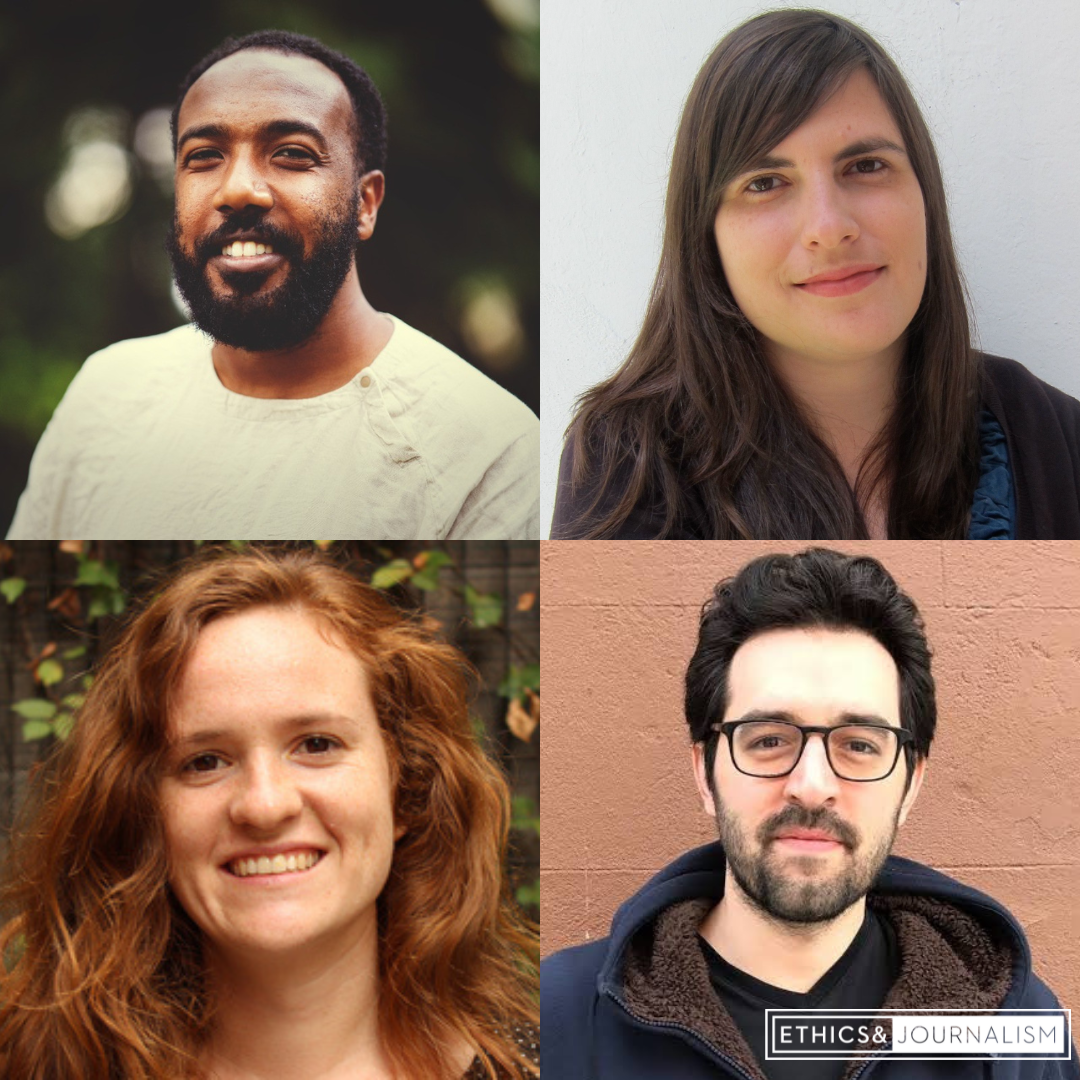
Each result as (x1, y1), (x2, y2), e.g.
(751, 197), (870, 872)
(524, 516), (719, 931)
(715, 210), (791, 314)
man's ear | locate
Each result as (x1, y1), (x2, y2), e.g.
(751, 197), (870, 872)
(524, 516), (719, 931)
(357, 170), (385, 241)
(896, 754), (926, 828)
(691, 742), (718, 819)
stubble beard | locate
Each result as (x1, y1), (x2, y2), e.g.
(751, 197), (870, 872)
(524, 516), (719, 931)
(714, 794), (900, 925)
(165, 187), (361, 353)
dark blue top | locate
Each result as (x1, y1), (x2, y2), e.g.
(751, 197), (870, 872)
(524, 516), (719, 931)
(967, 408), (1015, 539)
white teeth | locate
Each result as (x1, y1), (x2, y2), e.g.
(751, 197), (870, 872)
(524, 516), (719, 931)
(221, 241), (275, 258)
(229, 850), (321, 877)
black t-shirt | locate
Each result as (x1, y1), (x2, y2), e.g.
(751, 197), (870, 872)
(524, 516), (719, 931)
(700, 908), (899, 1080)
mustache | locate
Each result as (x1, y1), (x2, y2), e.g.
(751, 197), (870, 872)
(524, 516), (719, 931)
(757, 805), (860, 849)
(192, 211), (304, 264)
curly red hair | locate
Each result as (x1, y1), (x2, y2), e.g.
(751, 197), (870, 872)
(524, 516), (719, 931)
(0, 546), (538, 1079)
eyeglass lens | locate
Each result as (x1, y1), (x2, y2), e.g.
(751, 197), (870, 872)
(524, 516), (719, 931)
(731, 721), (898, 780)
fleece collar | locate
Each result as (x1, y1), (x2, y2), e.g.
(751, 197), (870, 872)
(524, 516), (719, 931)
(601, 843), (1025, 1080)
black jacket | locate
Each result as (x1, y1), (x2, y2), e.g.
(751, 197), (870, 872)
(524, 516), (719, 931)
(551, 354), (1080, 539)
(541, 842), (1078, 1080)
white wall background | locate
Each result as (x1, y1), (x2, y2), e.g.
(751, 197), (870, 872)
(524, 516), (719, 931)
(540, 0), (1080, 533)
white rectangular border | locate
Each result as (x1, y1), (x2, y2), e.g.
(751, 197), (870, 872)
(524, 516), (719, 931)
(765, 1008), (1073, 1061)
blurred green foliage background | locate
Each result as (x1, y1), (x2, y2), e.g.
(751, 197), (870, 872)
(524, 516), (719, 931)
(0, 0), (539, 529)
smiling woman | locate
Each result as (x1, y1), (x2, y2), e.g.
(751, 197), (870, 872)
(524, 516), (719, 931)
(551, 8), (1080, 539)
(0, 548), (538, 1080)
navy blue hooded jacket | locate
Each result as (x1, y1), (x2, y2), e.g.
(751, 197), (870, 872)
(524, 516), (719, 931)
(541, 842), (1077, 1080)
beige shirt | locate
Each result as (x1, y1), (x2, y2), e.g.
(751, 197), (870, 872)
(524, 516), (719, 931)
(8, 316), (539, 540)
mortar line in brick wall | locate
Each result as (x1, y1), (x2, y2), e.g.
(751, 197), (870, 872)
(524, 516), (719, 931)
(935, 863), (1078, 870)
(939, 541), (946, 607)
(543, 862), (1080, 874)
(543, 600), (961, 610)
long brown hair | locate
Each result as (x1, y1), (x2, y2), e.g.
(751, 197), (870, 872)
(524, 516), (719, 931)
(558, 8), (980, 539)
(0, 547), (538, 1080)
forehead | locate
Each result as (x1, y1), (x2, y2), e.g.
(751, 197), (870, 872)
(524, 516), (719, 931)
(724, 627), (900, 723)
(171, 606), (369, 733)
(773, 66), (902, 153)
(178, 48), (354, 142)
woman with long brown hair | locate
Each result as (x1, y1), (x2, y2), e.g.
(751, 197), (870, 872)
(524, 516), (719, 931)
(0, 546), (538, 1079)
(552, 8), (1080, 539)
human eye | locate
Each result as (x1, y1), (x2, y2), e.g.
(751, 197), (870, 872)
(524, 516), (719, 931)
(296, 734), (341, 756)
(745, 174), (784, 196)
(184, 148), (222, 167)
(849, 157), (888, 176)
(835, 728), (887, 756)
(181, 752), (228, 774)
(274, 146), (316, 164)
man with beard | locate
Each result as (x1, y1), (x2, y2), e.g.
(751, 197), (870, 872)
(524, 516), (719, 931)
(541, 549), (1076, 1080)
(7, 30), (538, 540)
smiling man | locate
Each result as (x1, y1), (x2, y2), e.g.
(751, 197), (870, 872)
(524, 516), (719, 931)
(541, 549), (1077, 1080)
(8, 30), (539, 540)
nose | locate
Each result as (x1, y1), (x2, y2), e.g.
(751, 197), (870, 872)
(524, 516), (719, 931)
(215, 150), (274, 215)
(799, 174), (859, 250)
(229, 753), (303, 831)
(781, 732), (840, 806)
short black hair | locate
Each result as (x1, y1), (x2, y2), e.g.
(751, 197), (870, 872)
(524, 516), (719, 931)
(170, 29), (387, 176)
(685, 548), (935, 791)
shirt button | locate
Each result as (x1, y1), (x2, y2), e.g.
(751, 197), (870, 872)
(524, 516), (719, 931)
(360, 374), (372, 388)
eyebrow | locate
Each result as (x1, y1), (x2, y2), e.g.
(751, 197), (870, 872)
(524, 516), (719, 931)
(177, 118), (330, 153)
(172, 711), (358, 751)
(736, 136), (907, 178)
(731, 709), (896, 728)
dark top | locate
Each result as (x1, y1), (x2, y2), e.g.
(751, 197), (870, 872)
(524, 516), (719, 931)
(551, 353), (1080, 539)
(700, 908), (900, 1080)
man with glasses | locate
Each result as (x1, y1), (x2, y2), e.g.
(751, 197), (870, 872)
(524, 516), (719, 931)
(541, 548), (1076, 1080)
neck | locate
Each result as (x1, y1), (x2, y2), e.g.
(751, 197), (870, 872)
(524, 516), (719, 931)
(200, 914), (392, 1080)
(699, 870), (867, 993)
(768, 338), (903, 538)
(210, 266), (393, 399)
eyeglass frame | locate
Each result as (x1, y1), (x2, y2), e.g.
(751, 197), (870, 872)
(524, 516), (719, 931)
(709, 719), (915, 782)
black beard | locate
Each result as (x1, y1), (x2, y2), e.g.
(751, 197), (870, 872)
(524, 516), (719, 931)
(715, 797), (898, 925)
(165, 191), (360, 352)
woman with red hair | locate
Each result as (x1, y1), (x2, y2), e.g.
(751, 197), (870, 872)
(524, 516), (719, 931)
(0, 546), (538, 1079)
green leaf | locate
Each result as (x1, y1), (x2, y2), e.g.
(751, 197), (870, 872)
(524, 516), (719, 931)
(86, 597), (109, 622)
(515, 881), (540, 908)
(498, 662), (541, 700)
(511, 795), (540, 832)
(464, 585), (502, 629)
(0, 577), (26, 604)
(81, 674), (94, 691)
(62, 644), (87, 660)
(410, 550), (454, 591)
(52, 711), (74, 740)
(10, 699), (57, 721)
(62, 693), (85, 710)
(370, 559), (413, 589)
(21, 719), (53, 742)
(74, 558), (119, 589)
(36, 659), (64, 687)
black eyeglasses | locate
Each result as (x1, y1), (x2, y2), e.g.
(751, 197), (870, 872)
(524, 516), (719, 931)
(710, 719), (914, 782)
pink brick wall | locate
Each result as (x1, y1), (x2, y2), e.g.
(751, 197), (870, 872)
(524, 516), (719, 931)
(541, 541), (1080, 1016)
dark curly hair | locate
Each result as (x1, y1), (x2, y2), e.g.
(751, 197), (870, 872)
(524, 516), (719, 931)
(685, 548), (935, 792)
(170, 29), (388, 176)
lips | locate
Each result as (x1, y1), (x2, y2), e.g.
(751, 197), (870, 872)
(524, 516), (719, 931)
(795, 265), (884, 298)
(211, 251), (285, 273)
